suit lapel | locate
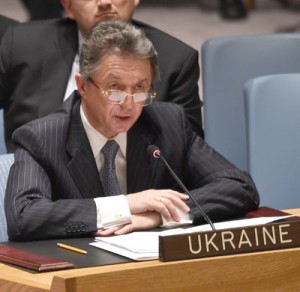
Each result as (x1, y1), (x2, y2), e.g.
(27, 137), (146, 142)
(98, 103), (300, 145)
(39, 20), (78, 117)
(65, 99), (163, 196)
(127, 113), (159, 193)
(66, 100), (104, 198)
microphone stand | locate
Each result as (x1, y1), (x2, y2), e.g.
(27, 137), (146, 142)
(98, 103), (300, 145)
(157, 152), (216, 231)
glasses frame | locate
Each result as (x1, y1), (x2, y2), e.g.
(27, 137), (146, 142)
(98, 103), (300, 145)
(88, 77), (156, 106)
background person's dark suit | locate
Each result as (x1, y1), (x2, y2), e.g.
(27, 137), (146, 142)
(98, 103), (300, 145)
(0, 15), (18, 42)
(21, 0), (63, 20)
(0, 18), (203, 152)
(5, 92), (259, 241)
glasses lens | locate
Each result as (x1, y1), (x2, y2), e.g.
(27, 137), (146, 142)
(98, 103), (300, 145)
(142, 95), (153, 106)
(107, 91), (127, 103)
(106, 90), (153, 106)
(135, 93), (152, 106)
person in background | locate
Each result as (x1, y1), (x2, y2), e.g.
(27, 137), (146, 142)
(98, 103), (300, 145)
(0, 0), (203, 152)
(4, 20), (259, 241)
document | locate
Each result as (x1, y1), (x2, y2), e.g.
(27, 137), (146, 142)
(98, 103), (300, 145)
(90, 215), (293, 261)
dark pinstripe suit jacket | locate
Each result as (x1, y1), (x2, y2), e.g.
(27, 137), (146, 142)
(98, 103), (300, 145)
(5, 92), (259, 241)
(0, 18), (202, 152)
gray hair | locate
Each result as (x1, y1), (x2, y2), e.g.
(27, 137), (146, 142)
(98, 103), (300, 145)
(79, 20), (160, 82)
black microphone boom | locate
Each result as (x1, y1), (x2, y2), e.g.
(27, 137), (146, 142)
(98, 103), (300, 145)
(147, 145), (216, 231)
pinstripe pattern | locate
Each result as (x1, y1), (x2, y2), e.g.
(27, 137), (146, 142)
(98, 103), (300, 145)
(5, 92), (259, 241)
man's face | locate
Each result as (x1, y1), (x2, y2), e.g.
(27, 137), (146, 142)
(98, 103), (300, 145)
(76, 54), (152, 138)
(61, 0), (140, 36)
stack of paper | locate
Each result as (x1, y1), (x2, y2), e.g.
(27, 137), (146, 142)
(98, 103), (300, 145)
(90, 215), (292, 261)
(91, 232), (160, 261)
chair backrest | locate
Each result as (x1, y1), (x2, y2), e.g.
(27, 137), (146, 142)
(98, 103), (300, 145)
(202, 33), (300, 170)
(0, 154), (14, 241)
(244, 74), (300, 209)
(0, 110), (7, 154)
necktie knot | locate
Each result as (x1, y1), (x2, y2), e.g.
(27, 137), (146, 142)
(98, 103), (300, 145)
(101, 140), (119, 161)
(101, 140), (121, 196)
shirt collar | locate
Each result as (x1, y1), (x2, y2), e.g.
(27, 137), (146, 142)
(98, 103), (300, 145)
(80, 105), (127, 158)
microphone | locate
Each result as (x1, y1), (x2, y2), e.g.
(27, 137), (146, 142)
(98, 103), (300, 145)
(147, 145), (216, 231)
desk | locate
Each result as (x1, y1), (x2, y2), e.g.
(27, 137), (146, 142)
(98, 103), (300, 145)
(1, 209), (300, 292)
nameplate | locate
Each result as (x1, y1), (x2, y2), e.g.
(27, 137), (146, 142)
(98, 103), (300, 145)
(159, 220), (300, 262)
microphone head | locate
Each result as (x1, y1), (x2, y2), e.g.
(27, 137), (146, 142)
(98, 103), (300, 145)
(147, 145), (161, 159)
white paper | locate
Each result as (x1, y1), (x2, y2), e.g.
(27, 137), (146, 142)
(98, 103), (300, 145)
(161, 208), (193, 228)
(89, 215), (293, 261)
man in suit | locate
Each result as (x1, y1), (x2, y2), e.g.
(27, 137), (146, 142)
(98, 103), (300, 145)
(5, 20), (259, 241)
(0, 15), (18, 42)
(0, 0), (203, 153)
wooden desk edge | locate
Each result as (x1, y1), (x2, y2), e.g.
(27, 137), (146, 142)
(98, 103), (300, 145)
(1, 247), (300, 292)
(1, 208), (300, 292)
(283, 208), (300, 215)
(50, 247), (300, 291)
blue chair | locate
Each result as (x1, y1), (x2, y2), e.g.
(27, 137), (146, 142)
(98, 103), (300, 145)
(244, 74), (300, 209)
(0, 154), (14, 241)
(201, 33), (300, 170)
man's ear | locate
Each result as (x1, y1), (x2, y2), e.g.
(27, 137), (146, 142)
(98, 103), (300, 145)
(60, 0), (75, 19)
(134, 0), (140, 7)
(75, 73), (88, 99)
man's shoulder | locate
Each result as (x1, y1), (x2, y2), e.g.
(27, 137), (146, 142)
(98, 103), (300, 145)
(0, 15), (18, 29)
(136, 102), (188, 138)
(1, 17), (77, 60)
(142, 101), (184, 123)
(16, 92), (79, 132)
(132, 19), (196, 53)
(0, 15), (18, 41)
(11, 92), (82, 153)
(15, 17), (75, 29)
(5, 18), (76, 39)
(149, 101), (183, 112)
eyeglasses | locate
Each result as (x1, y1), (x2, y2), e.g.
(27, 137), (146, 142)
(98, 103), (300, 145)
(88, 77), (156, 106)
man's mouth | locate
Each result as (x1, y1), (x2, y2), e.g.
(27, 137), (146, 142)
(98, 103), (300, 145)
(116, 115), (131, 121)
(98, 11), (117, 18)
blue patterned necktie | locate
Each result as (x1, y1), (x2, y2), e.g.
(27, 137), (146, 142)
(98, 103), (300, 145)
(101, 140), (121, 196)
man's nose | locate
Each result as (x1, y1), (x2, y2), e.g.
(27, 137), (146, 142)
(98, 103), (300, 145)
(121, 94), (136, 109)
(97, 0), (112, 5)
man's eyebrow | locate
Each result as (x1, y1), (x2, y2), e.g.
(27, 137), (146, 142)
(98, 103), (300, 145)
(105, 73), (120, 80)
(137, 78), (149, 83)
(104, 75), (149, 84)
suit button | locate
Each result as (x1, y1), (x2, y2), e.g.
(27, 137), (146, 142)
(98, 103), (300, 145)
(65, 226), (71, 233)
(65, 222), (86, 234)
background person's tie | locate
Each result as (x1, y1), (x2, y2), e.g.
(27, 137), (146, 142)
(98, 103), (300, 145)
(101, 140), (121, 196)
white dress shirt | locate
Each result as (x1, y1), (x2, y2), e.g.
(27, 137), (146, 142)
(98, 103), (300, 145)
(80, 106), (131, 229)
